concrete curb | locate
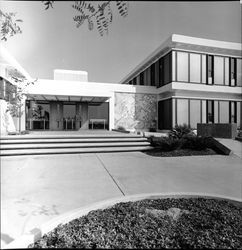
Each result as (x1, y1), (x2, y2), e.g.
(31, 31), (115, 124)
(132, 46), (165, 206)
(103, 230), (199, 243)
(4, 192), (242, 249)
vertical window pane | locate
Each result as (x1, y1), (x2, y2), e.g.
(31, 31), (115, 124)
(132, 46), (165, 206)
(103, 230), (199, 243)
(147, 67), (151, 86)
(237, 102), (241, 128)
(230, 58), (236, 86)
(236, 59), (242, 86)
(154, 60), (159, 87)
(207, 55), (214, 84)
(151, 63), (155, 86)
(230, 101), (237, 123)
(172, 51), (176, 81)
(214, 101), (219, 123)
(163, 52), (172, 84)
(190, 53), (201, 83)
(202, 55), (206, 84)
(158, 99), (172, 129)
(207, 100), (214, 123)
(159, 58), (163, 87)
(214, 56), (224, 85)
(177, 99), (188, 125)
(190, 100), (201, 128)
(219, 101), (229, 123)
(140, 72), (144, 85)
(177, 52), (188, 82)
(224, 57), (229, 86)
(202, 100), (207, 123)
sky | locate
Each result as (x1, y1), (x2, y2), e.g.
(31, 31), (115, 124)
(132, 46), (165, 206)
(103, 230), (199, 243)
(1, 1), (241, 83)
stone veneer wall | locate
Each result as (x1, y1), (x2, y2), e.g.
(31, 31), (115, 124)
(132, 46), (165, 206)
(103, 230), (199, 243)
(114, 92), (157, 131)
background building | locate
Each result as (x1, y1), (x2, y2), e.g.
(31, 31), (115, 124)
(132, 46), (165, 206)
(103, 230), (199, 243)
(0, 34), (241, 135)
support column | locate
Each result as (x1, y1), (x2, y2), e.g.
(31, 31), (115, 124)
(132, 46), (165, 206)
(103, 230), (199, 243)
(19, 96), (26, 132)
(80, 103), (89, 130)
(109, 95), (114, 130)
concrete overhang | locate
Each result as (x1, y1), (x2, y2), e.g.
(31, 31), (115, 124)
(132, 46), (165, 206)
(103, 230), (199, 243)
(26, 94), (109, 103)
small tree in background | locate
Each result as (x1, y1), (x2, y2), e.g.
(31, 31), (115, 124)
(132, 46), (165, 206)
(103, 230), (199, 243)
(5, 69), (36, 133)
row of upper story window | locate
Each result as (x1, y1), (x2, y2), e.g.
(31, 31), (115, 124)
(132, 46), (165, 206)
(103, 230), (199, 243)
(0, 77), (17, 104)
(125, 50), (242, 87)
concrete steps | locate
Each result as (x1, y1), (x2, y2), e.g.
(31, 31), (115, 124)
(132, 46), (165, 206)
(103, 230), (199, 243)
(0, 134), (153, 156)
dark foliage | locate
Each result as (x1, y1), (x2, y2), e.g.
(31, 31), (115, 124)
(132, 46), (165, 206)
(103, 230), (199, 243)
(28, 198), (242, 249)
(180, 136), (211, 151)
(149, 136), (181, 151)
(169, 124), (195, 140)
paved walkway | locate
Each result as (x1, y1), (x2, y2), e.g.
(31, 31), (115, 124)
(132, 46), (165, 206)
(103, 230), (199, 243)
(1, 151), (242, 248)
(216, 138), (242, 158)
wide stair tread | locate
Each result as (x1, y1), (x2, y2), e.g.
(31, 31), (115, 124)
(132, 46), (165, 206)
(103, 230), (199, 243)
(1, 141), (150, 150)
(0, 137), (147, 144)
(0, 146), (153, 156)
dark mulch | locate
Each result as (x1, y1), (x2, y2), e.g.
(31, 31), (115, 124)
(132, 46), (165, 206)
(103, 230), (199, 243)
(28, 198), (242, 249)
(145, 148), (218, 157)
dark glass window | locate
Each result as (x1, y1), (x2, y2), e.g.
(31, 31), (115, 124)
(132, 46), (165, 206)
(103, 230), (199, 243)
(158, 99), (172, 129)
(140, 72), (144, 85)
(207, 100), (214, 123)
(230, 58), (236, 86)
(229, 101), (237, 123)
(133, 77), (136, 85)
(158, 58), (163, 87)
(207, 55), (214, 84)
(151, 63), (156, 86)
(163, 52), (172, 85)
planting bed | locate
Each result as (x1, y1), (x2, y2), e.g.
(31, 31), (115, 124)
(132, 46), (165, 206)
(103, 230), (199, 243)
(145, 148), (218, 157)
(28, 198), (241, 249)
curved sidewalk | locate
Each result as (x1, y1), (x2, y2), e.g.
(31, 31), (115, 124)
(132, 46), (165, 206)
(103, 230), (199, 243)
(1, 151), (242, 248)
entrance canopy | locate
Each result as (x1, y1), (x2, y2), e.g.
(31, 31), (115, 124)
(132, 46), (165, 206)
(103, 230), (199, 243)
(26, 94), (109, 104)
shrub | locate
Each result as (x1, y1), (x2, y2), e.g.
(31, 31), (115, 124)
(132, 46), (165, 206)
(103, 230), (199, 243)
(117, 126), (126, 131)
(150, 136), (181, 151)
(181, 136), (209, 151)
(169, 124), (195, 140)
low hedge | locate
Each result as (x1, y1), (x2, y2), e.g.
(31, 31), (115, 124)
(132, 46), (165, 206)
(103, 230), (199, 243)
(149, 136), (215, 152)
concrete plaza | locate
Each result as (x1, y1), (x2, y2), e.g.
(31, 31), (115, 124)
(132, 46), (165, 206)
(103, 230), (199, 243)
(1, 147), (242, 247)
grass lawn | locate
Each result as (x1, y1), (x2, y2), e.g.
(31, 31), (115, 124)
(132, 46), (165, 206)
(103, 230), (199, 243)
(28, 198), (242, 249)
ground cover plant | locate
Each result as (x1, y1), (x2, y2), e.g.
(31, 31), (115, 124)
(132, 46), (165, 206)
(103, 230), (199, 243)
(28, 198), (242, 249)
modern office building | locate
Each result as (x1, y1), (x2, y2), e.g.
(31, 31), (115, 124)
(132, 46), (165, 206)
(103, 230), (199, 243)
(120, 34), (242, 130)
(0, 34), (241, 135)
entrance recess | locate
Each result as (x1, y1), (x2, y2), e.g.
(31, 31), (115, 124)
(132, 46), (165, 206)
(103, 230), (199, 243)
(26, 97), (109, 131)
(63, 104), (76, 130)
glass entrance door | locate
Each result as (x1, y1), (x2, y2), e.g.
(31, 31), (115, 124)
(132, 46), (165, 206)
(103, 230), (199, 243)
(63, 104), (76, 130)
(26, 101), (50, 130)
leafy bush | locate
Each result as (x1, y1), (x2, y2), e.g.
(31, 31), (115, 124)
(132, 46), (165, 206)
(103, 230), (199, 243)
(181, 136), (210, 151)
(169, 124), (195, 140)
(117, 126), (126, 131)
(150, 136), (181, 151)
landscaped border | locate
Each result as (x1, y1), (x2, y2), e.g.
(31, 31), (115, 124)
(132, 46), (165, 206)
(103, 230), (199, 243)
(5, 192), (242, 249)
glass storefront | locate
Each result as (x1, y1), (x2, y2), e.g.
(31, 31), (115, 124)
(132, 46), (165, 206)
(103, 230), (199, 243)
(26, 100), (109, 130)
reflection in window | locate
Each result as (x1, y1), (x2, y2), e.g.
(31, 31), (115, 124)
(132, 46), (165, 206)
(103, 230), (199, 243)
(230, 101), (237, 123)
(207, 100), (214, 123)
(207, 55), (214, 84)
(230, 58), (236, 86)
